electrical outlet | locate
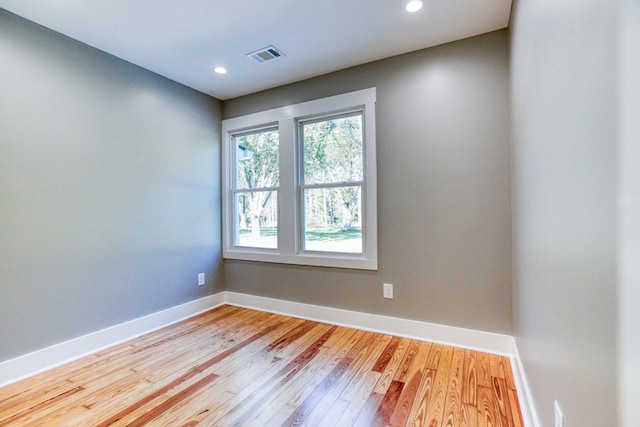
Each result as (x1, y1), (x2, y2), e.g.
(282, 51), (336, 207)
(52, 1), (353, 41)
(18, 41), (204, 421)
(554, 401), (564, 427)
(198, 273), (205, 286)
(383, 283), (394, 299)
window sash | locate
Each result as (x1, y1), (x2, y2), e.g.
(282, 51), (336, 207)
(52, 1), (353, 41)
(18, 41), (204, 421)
(299, 183), (364, 254)
(231, 127), (280, 191)
(299, 110), (365, 186)
(232, 190), (279, 250)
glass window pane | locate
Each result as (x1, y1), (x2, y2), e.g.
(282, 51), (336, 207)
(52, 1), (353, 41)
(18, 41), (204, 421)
(303, 186), (362, 253)
(235, 191), (277, 249)
(302, 114), (363, 185)
(236, 129), (279, 190)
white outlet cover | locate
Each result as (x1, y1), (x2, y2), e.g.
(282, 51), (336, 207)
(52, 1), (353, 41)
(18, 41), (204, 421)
(383, 283), (393, 299)
(198, 273), (205, 286)
(554, 400), (564, 427)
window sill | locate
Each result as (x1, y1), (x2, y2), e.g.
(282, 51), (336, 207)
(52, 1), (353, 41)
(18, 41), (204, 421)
(222, 249), (378, 270)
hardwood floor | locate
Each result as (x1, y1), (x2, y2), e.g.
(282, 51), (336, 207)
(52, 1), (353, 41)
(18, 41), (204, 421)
(0, 305), (524, 426)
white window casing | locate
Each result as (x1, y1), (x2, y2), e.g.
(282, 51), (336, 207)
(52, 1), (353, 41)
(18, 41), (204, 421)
(221, 88), (377, 270)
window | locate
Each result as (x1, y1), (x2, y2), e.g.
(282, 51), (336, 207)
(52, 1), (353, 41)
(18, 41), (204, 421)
(300, 113), (364, 253)
(222, 88), (377, 270)
(233, 128), (279, 249)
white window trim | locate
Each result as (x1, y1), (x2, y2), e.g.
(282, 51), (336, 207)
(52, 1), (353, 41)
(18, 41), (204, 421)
(221, 88), (377, 270)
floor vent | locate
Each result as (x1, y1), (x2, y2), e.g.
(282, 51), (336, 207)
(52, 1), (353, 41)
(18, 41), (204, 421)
(246, 45), (285, 63)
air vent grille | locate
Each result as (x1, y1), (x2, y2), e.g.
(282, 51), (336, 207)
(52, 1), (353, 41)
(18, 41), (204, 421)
(246, 45), (285, 63)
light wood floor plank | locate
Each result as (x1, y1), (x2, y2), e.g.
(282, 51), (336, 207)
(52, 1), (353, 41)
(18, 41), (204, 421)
(461, 349), (477, 406)
(441, 347), (465, 427)
(478, 385), (497, 427)
(477, 350), (492, 388)
(388, 341), (432, 426)
(0, 305), (524, 427)
(508, 388), (525, 427)
(422, 345), (454, 426)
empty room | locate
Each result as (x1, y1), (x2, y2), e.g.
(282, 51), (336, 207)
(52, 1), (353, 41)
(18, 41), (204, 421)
(0, 0), (637, 426)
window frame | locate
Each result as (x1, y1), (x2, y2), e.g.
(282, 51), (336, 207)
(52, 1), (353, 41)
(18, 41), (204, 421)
(221, 88), (377, 270)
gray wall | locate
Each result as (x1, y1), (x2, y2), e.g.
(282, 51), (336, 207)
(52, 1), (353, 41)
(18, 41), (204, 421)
(510, 0), (618, 425)
(618, 1), (640, 425)
(0, 10), (224, 362)
(223, 30), (513, 334)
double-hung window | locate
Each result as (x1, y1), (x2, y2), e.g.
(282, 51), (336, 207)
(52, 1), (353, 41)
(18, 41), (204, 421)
(232, 127), (279, 249)
(222, 88), (377, 270)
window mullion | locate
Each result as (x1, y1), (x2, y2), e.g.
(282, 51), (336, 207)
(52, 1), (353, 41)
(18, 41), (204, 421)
(278, 118), (296, 256)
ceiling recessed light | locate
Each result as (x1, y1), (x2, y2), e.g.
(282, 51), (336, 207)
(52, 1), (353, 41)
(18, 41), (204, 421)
(405, 0), (423, 13)
(214, 66), (227, 74)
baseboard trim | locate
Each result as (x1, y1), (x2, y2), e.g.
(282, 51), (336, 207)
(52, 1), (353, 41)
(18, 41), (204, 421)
(0, 293), (225, 387)
(0, 291), (539, 426)
(509, 340), (542, 427)
(224, 291), (514, 355)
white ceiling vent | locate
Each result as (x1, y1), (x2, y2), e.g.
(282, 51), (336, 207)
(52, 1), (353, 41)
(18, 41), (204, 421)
(246, 45), (285, 63)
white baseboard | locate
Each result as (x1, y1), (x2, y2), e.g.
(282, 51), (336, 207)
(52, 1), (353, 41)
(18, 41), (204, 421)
(0, 293), (225, 387)
(223, 292), (514, 355)
(0, 290), (539, 426)
(509, 340), (542, 427)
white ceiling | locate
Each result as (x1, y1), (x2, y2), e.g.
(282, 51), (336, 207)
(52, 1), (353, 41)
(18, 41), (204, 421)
(0, 0), (512, 100)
